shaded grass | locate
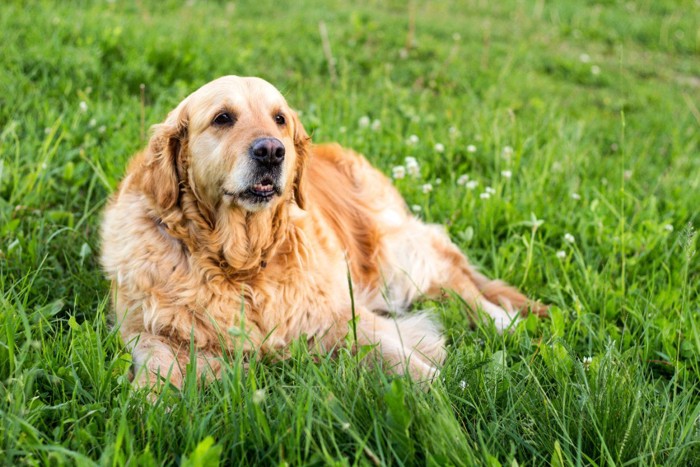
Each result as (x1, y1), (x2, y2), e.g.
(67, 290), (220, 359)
(1, 0), (699, 464)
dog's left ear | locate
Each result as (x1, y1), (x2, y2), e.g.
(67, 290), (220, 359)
(291, 111), (311, 210)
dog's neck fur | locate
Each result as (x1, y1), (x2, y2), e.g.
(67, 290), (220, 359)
(156, 186), (295, 282)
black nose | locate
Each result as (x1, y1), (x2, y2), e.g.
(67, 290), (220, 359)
(250, 138), (285, 166)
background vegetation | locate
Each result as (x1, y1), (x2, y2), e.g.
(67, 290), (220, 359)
(1, 0), (699, 464)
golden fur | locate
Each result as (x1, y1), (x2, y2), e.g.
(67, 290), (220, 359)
(101, 76), (546, 387)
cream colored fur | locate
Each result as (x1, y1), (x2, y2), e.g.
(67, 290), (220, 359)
(100, 76), (546, 388)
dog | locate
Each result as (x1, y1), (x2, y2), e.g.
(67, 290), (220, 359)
(101, 76), (546, 388)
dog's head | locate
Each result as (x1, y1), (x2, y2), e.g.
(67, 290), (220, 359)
(144, 76), (310, 215)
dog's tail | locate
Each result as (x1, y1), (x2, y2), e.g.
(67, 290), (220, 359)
(466, 267), (549, 317)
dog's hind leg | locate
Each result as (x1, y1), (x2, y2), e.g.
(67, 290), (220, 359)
(379, 220), (547, 332)
(351, 306), (445, 381)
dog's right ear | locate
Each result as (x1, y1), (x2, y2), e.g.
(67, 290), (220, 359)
(142, 103), (189, 212)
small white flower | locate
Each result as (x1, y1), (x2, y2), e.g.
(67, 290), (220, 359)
(564, 233), (576, 244)
(480, 192), (491, 199)
(341, 422), (351, 430)
(501, 170), (512, 179)
(502, 146), (514, 158)
(422, 183), (433, 194)
(449, 126), (459, 136)
(435, 178), (442, 185)
(591, 65), (601, 75)
(579, 53), (591, 63)
(408, 134), (420, 145)
(89, 118), (97, 128)
(582, 356), (593, 369)
(358, 116), (370, 128)
(457, 174), (469, 186)
(485, 186), (496, 195)
(556, 250), (567, 260)
(624, 170), (633, 180)
(79, 101), (88, 112)
(466, 180), (479, 190)
(467, 144), (477, 153)
(405, 157), (420, 177)
(434, 143), (445, 153)
(571, 192), (581, 200)
(411, 204), (422, 213)
(392, 166), (406, 180)
(459, 380), (467, 390)
(98, 125), (106, 134)
(664, 224), (674, 232)
(44, 127), (51, 135)
(252, 389), (266, 404)
(371, 119), (381, 131)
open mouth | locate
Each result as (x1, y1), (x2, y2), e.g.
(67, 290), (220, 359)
(249, 179), (276, 198)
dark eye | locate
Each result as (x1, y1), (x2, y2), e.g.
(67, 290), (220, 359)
(274, 114), (286, 125)
(213, 112), (234, 126)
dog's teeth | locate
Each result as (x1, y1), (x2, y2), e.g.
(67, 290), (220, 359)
(254, 184), (273, 192)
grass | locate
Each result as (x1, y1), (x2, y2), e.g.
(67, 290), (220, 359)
(1, 0), (699, 464)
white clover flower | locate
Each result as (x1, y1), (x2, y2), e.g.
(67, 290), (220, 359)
(582, 356), (593, 370)
(664, 224), (674, 232)
(457, 174), (469, 186)
(556, 250), (567, 260)
(392, 166), (406, 180)
(467, 144), (477, 153)
(358, 116), (370, 128)
(591, 65), (601, 75)
(579, 53), (591, 63)
(405, 157), (420, 177)
(408, 134), (420, 145)
(459, 380), (467, 390)
(434, 143), (445, 153)
(252, 389), (266, 404)
(422, 183), (433, 194)
(502, 146), (514, 158)
(411, 204), (422, 212)
(480, 192), (491, 199)
(571, 192), (581, 200)
(501, 170), (512, 179)
(466, 180), (479, 190)
(371, 119), (381, 131)
(564, 233), (576, 244)
(79, 101), (88, 112)
(44, 127), (51, 135)
(89, 118), (97, 128)
(98, 125), (106, 134)
(485, 186), (496, 195)
(435, 178), (442, 185)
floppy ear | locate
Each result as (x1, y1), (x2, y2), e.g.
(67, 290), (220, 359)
(291, 111), (311, 210)
(142, 104), (189, 212)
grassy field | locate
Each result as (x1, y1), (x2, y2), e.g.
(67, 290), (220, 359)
(1, 0), (699, 464)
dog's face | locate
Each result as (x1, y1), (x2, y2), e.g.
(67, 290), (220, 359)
(149, 76), (308, 213)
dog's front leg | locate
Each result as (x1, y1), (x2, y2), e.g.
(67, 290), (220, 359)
(128, 333), (221, 390)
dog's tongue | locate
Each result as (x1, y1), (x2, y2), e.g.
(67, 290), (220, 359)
(253, 183), (274, 193)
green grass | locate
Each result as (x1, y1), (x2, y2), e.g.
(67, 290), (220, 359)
(1, 0), (699, 464)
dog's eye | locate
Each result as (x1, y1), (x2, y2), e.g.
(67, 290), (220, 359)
(274, 114), (286, 126)
(213, 112), (234, 126)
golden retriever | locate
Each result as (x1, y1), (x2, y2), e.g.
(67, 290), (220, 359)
(101, 76), (546, 387)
